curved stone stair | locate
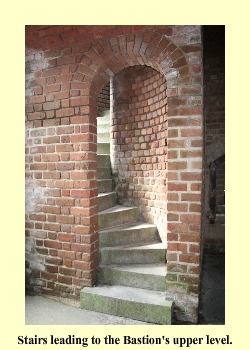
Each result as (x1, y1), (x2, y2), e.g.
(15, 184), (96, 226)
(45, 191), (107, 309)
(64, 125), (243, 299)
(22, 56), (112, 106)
(98, 264), (167, 291)
(80, 111), (172, 324)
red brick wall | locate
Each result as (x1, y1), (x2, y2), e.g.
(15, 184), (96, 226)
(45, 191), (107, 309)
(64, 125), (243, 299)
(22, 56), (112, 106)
(25, 25), (203, 322)
(97, 81), (110, 116)
(25, 117), (99, 298)
(111, 65), (168, 243)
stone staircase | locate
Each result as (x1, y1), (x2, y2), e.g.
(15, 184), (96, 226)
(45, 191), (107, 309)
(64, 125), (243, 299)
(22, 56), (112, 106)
(80, 111), (173, 324)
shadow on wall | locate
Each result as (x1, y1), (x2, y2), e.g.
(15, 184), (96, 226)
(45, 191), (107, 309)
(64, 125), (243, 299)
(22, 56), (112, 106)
(109, 65), (168, 244)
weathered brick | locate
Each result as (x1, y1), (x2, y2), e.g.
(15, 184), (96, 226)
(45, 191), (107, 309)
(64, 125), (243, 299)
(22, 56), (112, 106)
(179, 253), (200, 264)
(58, 233), (76, 242)
(180, 172), (202, 181)
(168, 183), (187, 191)
(55, 74), (73, 83)
(57, 275), (72, 285)
(167, 242), (187, 253)
(25, 26), (211, 323)
(70, 96), (90, 107)
(168, 203), (188, 212)
(30, 163), (47, 171)
(58, 250), (75, 260)
(42, 154), (60, 162)
(43, 136), (60, 144)
(46, 265), (58, 273)
(56, 215), (74, 224)
(43, 101), (60, 110)
(55, 198), (74, 206)
(28, 112), (46, 121)
(168, 161), (187, 170)
(189, 203), (201, 212)
(56, 126), (74, 134)
(71, 189), (97, 198)
(43, 205), (60, 214)
(180, 214), (201, 223)
(56, 108), (74, 118)
(59, 266), (76, 276)
(55, 144), (73, 153)
(44, 84), (61, 93)
(180, 129), (202, 137)
(41, 272), (58, 281)
(45, 257), (63, 265)
(43, 67), (61, 77)
(181, 193), (202, 202)
(29, 214), (46, 221)
(44, 223), (60, 232)
(44, 240), (62, 249)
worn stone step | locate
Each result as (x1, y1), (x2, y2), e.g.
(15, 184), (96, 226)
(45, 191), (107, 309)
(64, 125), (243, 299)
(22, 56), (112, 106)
(98, 264), (166, 291)
(80, 284), (172, 324)
(97, 167), (111, 180)
(97, 124), (110, 134)
(98, 192), (116, 212)
(100, 242), (166, 265)
(98, 205), (139, 230)
(98, 179), (113, 193)
(99, 222), (160, 247)
(97, 143), (110, 155)
(97, 132), (110, 143)
(97, 154), (111, 168)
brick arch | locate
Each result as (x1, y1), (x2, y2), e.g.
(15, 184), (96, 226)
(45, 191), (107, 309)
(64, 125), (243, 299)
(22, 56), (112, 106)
(25, 26), (203, 320)
(70, 30), (203, 311)
(71, 30), (190, 107)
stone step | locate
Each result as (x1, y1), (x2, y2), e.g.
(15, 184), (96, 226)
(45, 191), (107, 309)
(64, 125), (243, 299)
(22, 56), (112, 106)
(99, 242), (166, 265)
(97, 154), (111, 167)
(98, 179), (113, 193)
(98, 264), (166, 291)
(97, 132), (110, 143)
(99, 222), (160, 247)
(80, 284), (172, 324)
(97, 143), (110, 155)
(98, 205), (139, 230)
(98, 192), (116, 212)
(97, 124), (110, 134)
(94, 110), (172, 324)
(97, 167), (111, 180)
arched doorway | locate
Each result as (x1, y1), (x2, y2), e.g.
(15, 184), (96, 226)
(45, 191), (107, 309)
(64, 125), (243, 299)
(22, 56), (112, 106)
(76, 31), (203, 323)
(25, 26), (204, 323)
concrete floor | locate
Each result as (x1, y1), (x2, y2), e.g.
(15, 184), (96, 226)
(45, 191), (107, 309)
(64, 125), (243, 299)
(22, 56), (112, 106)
(25, 294), (153, 325)
(25, 253), (225, 325)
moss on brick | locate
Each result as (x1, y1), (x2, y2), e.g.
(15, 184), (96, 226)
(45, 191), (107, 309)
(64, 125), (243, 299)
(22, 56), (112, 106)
(166, 273), (178, 281)
(166, 282), (188, 294)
